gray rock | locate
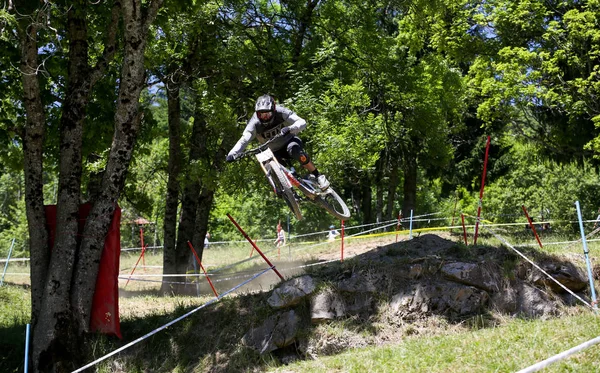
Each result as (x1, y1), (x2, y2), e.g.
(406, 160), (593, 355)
(242, 310), (300, 354)
(441, 261), (500, 292)
(337, 273), (377, 293)
(268, 275), (315, 309)
(516, 282), (558, 318)
(310, 289), (345, 323)
(391, 281), (489, 316)
(531, 262), (587, 293)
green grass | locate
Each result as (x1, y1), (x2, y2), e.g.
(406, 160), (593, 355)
(0, 285), (30, 373)
(2, 230), (600, 373)
(272, 312), (600, 373)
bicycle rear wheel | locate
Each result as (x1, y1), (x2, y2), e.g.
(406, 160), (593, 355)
(314, 187), (351, 220)
(270, 161), (303, 220)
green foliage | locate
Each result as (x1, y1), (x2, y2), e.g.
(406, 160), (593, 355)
(483, 139), (600, 230)
(468, 0), (600, 163)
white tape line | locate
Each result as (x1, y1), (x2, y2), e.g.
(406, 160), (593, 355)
(71, 267), (273, 373)
(515, 336), (600, 373)
(480, 224), (593, 309)
(0, 258), (30, 263)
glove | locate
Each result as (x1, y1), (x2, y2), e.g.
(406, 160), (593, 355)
(280, 126), (291, 136)
(226, 154), (236, 162)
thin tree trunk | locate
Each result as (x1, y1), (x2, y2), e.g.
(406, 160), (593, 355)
(191, 190), (213, 261)
(385, 161), (399, 220)
(375, 157), (384, 223)
(361, 177), (372, 224)
(402, 156), (417, 220)
(72, 0), (164, 336)
(17, 4), (48, 334)
(32, 3), (92, 369)
(173, 110), (205, 292)
(291, 0), (319, 66)
(161, 82), (182, 294)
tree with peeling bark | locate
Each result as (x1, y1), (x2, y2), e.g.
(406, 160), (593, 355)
(6, 0), (164, 370)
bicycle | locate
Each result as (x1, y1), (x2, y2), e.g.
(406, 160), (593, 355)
(232, 135), (351, 221)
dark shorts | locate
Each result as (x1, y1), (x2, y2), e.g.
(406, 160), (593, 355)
(272, 136), (308, 165)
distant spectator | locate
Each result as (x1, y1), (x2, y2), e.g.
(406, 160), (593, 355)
(274, 222), (286, 248)
(594, 208), (600, 229)
(327, 225), (340, 241)
(204, 232), (211, 249)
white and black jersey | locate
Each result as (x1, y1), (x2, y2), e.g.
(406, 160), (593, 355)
(228, 105), (306, 157)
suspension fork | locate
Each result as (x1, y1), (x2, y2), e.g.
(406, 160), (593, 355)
(258, 160), (278, 194)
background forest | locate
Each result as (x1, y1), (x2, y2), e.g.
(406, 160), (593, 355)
(2, 0), (600, 370)
(3, 0), (600, 254)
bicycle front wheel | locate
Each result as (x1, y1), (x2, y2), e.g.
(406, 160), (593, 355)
(270, 161), (303, 220)
(314, 187), (351, 220)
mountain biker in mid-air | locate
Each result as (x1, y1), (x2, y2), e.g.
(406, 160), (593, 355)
(226, 94), (330, 190)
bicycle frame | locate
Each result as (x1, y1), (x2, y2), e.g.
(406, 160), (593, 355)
(236, 134), (351, 220)
(255, 148), (318, 200)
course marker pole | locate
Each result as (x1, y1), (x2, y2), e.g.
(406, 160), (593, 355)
(125, 243), (147, 287)
(227, 213), (284, 281)
(522, 205), (543, 249)
(461, 214), (468, 245)
(0, 238), (15, 286)
(139, 228), (146, 267)
(24, 323), (30, 373)
(341, 220), (345, 263)
(575, 201), (598, 310)
(473, 135), (490, 244)
(187, 241), (218, 298)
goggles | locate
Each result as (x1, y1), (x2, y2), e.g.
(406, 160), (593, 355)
(257, 111), (273, 121)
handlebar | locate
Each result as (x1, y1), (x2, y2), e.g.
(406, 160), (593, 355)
(233, 134), (283, 161)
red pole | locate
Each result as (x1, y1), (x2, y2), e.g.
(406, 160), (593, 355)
(522, 205), (544, 249)
(473, 135), (491, 244)
(187, 241), (219, 298)
(125, 245), (146, 287)
(249, 240), (255, 258)
(341, 220), (345, 262)
(461, 213), (468, 246)
(227, 213), (284, 281)
(140, 228), (146, 267)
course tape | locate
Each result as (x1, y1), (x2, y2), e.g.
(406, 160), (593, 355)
(71, 267), (273, 373)
(515, 336), (600, 373)
(479, 223), (593, 309)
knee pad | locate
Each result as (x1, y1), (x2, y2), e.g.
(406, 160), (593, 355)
(290, 146), (310, 165)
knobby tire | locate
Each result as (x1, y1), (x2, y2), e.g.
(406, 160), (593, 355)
(314, 187), (351, 220)
(270, 161), (303, 220)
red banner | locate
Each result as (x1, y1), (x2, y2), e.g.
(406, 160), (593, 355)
(45, 203), (122, 338)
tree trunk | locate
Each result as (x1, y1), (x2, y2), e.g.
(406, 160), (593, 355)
(385, 161), (400, 220)
(17, 4), (48, 334)
(161, 82), (182, 294)
(375, 157), (384, 223)
(72, 0), (164, 335)
(32, 3), (93, 369)
(14, 0), (163, 371)
(402, 156), (417, 220)
(192, 189), (214, 262)
(173, 109), (206, 293)
(361, 177), (372, 224)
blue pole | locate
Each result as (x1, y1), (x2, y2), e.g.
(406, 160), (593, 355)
(575, 201), (598, 310)
(409, 209), (414, 239)
(0, 238), (16, 286)
(24, 323), (30, 373)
